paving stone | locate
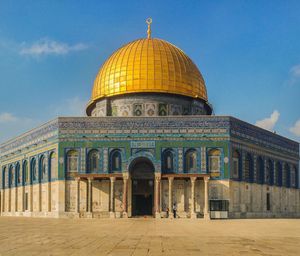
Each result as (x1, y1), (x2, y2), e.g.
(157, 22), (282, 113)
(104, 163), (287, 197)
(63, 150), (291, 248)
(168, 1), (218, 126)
(0, 217), (299, 255)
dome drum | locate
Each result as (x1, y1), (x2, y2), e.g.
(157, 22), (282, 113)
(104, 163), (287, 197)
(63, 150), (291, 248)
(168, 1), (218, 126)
(88, 93), (212, 117)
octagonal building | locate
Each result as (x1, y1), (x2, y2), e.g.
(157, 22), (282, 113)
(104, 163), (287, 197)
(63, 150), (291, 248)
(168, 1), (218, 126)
(0, 23), (299, 219)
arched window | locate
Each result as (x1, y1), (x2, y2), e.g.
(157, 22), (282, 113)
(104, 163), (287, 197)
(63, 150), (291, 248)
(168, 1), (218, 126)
(87, 149), (99, 173)
(16, 163), (21, 184)
(2, 167), (6, 189)
(49, 152), (56, 180)
(23, 160), (29, 184)
(265, 159), (274, 185)
(283, 163), (290, 188)
(40, 155), (46, 180)
(208, 149), (221, 175)
(9, 165), (14, 187)
(185, 149), (197, 173)
(31, 158), (37, 182)
(232, 150), (240, 179)
(162, 149), (174, 173)
(110, 150), (122, 172)
(67, 150), (79, 173)
(290, 165), (296, 188)
(244, 153), (253, 182)
(256, 157), (264, 184)
(275, 162), (282, 186)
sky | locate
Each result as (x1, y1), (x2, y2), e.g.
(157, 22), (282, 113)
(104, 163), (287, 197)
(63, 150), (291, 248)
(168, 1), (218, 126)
(0, 0), (300, 143)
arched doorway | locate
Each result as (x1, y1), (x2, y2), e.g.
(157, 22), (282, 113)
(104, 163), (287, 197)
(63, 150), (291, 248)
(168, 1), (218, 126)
(129, 157), (154, 216)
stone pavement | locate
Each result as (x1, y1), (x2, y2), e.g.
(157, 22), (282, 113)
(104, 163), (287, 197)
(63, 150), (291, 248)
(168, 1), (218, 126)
(0, 217), (299, 256)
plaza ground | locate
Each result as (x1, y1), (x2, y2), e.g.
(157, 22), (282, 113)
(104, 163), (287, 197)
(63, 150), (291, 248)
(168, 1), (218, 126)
(0, 217), (299, 255)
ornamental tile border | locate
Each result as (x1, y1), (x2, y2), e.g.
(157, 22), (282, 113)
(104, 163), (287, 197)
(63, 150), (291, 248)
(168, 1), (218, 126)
(0, 116), (298, 161)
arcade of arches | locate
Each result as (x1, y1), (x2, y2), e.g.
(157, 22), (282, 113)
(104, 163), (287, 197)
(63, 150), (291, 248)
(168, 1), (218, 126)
(74, 157), (210, 218)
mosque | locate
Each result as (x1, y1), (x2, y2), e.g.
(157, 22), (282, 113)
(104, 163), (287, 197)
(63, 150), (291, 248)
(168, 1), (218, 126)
(0, 19), (299, 219)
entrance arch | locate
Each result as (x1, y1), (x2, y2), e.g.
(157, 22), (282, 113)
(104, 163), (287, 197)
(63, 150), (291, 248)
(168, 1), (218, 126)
(129, 157), (155, 216)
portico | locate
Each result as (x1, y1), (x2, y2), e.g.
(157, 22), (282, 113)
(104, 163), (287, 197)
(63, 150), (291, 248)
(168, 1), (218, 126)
(74, 171), (210, 219)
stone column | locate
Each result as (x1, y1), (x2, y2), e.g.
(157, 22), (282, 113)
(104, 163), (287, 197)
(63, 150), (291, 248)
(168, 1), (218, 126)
(15, 186), (18, 213)
(168, 177), (174, 218)
(29, 184), (33, 212)
(87, 178), (93, 215)
(38, 182), (42, 212)
(46, 156), (51, 213)
(0, 189), (4, 214)
(36, 159), (41, 213)
(122, 173), (129, 217)
(1, 189), (6, 212)
(190, 177), (197, 219)
(154, 173), (161, 218)
(75, 177), (80, 215)
(47, 181), (51, 213)
(109, 177), (116, 218)
(8, 187), (11, 212)
(203, 176), (210, 220)
(22, 186), (25, 212)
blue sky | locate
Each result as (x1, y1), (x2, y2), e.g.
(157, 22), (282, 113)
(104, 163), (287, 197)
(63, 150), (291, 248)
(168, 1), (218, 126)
(0, 0), (300, 143)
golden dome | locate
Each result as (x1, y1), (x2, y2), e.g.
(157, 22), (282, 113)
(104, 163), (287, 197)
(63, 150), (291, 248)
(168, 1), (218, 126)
(87, 38), (208, 113)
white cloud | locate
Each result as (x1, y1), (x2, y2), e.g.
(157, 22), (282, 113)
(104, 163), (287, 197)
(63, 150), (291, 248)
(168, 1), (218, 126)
(290, 65), (300, 78)
(0, 112), (17, 123)
(255, 110), (280, 131)
(19, 38), (88, 56)
(289, 119), (300, 137)
(287, 64), (300, 86)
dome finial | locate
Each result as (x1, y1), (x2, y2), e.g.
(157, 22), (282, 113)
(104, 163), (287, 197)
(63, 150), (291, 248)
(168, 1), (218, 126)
(146, 18), (152, 39)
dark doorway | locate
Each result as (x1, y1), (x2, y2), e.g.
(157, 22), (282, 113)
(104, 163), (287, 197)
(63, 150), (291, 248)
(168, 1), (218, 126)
(266, 193), (271, 211)
(130, 158), (154, 216)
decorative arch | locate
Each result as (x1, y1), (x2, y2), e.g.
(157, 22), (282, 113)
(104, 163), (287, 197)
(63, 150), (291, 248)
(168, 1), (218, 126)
(208, 148), (221, 176)
(232, 150), (241, 179)
(87, 149), (100, 173)
(284, 163), (290, 188)
(275, 161), (282, 186)
(129, 156), (155, 179)
(109, 149), (122, 173)
(9, 165), (14, 187)
(49, 151), (56, 180)
(22, 160), (29, 184)
(129, 156), (155, 216)
(266, 159), (273, 185)
(184, 148), (197, 173)
(15, 162), (21, 184)
(2, 166), (6, 188)
(290, 165), (297, 188)
(162, 148), (175, 174)
(244, 153), (253, 182)
(39, 155), (46, 181)
(296, 166), (299, 189)
(256, 156), (264, 184)
(30, 158), (37, 182)
(66, 150), (79, 174)
(127, 151), (157, 173)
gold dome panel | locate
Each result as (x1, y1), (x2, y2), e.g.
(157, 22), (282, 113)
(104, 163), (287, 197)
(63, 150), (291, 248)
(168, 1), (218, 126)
(88, 38), (208, 110)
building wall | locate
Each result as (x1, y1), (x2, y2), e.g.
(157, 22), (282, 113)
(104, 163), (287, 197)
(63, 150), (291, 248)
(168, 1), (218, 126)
(0, 116), (299, 219)
(229, 181), (300, 218)
(0, 180), (65, 217)
(1, 178), (300, 218)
